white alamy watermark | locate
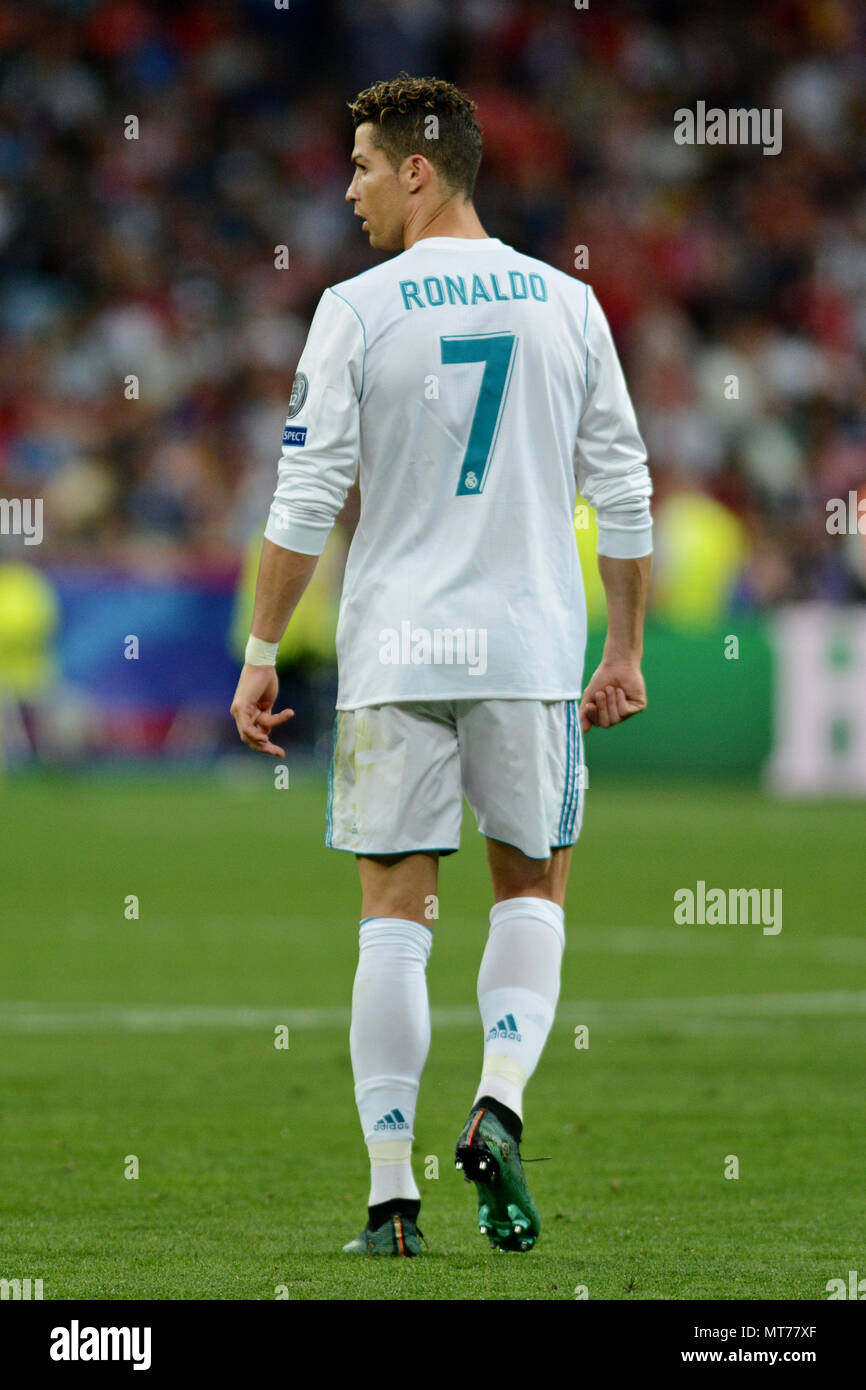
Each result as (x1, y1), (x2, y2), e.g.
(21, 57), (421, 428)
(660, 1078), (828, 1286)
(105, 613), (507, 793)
(674, 881), (782, 935)
(1, 1276), (43, 1299)
(378, 622), (487, 676)
(50, 1321), (151, 1370)
(825, 492), (866, 535)
(826, 1270), (866, 1299)
(674, 102), (782, 156)
(0, 497), (43, 544)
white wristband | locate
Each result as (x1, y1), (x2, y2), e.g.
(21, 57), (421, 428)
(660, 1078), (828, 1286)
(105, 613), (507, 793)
(244, 635), (279, 667)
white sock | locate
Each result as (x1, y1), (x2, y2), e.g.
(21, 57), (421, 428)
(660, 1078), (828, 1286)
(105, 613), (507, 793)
(473, 896), (565, 1122)
(350, 917), (433, 1206)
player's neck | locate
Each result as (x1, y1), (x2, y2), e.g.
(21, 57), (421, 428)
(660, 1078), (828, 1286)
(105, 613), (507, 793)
(402, 199), (488, 249)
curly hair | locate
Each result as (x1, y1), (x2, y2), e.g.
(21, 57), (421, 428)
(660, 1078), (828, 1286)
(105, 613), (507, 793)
(348, 73), (482, 199)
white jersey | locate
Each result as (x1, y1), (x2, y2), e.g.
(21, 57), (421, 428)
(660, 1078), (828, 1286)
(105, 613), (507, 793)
(264, 235), (652, 710)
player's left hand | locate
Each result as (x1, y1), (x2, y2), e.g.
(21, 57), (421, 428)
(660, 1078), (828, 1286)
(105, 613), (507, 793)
(579, 659), (647, 734)
(230, 664), (294, 756)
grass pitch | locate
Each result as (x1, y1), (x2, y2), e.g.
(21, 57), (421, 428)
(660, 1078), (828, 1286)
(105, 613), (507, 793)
(1, 770), (863, 1300)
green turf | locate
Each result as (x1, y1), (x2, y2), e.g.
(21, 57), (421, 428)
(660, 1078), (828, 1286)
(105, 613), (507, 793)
(1, 770), (863, 1299)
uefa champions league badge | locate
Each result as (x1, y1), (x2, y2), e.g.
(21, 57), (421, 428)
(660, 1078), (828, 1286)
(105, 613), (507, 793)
(286, 371), (308, 418)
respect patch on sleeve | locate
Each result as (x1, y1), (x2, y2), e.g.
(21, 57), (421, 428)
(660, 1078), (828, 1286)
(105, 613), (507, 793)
(282, 425), (307, 447)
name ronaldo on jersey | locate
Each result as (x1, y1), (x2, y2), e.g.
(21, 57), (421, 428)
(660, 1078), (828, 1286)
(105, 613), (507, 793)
(399, 269), (549, 311)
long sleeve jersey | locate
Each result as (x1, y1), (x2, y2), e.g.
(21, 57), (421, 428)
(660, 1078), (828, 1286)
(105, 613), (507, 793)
(264, 235), (652, 709)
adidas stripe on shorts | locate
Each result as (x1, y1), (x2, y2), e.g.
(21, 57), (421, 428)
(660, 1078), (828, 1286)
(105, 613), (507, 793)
(325, 698), (585, 861)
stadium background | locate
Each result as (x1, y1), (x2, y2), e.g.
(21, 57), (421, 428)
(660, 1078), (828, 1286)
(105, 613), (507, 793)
(1, 0), (864, 1301)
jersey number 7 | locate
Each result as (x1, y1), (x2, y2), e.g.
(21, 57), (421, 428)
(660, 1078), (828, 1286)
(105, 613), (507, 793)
(440, 332), (517, 495)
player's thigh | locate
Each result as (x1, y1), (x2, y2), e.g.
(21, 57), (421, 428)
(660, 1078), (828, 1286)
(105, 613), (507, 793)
(328, 701), (462, 859)
(485, 839), (573, 907)
(357, 851), (440, 923)
(457, 697), (584, 873)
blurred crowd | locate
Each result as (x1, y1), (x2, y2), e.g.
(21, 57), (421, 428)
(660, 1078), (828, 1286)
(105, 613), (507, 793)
(1, 0), (865, 613)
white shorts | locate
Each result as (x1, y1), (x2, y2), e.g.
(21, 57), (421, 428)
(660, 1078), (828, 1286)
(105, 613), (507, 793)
(325, 699), (585, 861)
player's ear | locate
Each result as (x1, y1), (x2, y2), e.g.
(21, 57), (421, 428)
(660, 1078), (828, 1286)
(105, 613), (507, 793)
(403, 153), (429, 191)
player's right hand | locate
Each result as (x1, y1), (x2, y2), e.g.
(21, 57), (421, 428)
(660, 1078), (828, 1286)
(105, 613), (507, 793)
(230, 664), (294, 756)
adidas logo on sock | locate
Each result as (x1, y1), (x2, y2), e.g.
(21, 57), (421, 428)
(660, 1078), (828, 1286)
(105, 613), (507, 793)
(485, 1014), (522, 1042)
(373, 1108), (409, 1132)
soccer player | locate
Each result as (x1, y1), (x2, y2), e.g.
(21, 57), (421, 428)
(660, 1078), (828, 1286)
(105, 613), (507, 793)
(230, 75), (652, 1257)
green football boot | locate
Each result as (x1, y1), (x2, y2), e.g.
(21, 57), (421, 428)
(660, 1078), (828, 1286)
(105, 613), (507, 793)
(454, 1102), (541, 1252)
(342, 1211), (424, 1257)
